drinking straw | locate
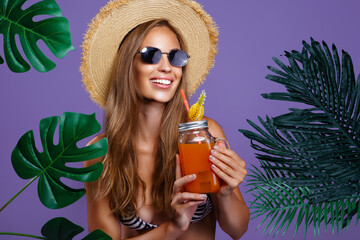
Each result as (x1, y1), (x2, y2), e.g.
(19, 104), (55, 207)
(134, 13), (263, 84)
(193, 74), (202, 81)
(180, 89), (202, 144)
(180, 89), (190, 112)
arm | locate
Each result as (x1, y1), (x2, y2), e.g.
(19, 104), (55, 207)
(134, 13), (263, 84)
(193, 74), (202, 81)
(84, 137), (205, 240)
(85, 173), (185, 240)
(84, 135), (122, 239)
(204, 118), (250, 240)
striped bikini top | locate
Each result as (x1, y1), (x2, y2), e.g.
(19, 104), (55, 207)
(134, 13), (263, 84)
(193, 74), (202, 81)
(120, 195), (213, 230)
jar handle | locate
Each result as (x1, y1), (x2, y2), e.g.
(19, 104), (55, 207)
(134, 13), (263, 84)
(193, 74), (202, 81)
(214, 137), (230, 150)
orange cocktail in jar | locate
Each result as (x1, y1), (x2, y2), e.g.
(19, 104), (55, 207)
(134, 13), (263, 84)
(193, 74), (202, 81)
(178, 142), (220, 193)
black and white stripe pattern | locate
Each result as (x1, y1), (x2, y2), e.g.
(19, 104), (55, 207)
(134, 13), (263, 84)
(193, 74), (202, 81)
(120, 214), (159, 230)
(191, 195), (213, 222)
(120, 196), (213, 230)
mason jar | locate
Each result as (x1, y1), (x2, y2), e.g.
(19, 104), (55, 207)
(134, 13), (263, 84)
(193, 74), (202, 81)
(178, 120), (229, 193)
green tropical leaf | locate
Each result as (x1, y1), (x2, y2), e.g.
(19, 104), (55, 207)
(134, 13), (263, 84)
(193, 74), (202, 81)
(41, 217), (112, 240)
(11, 112), (108, 209)
(0, 217), (112, 239)
(239, 39), (360, 238)
(0, 0), (74, 72)
(41, 217), (83, 240)
(247, 171), (360, 238)
(82, 229), (112, 240)
(247, 177), (309, 237)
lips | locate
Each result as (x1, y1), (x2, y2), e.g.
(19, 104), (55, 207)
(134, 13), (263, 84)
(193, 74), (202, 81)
(150, 77), (174, 89)
(150, 79), (172, 85)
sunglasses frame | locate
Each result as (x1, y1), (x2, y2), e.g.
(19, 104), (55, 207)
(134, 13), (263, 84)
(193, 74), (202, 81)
(137, 47), (190, 67)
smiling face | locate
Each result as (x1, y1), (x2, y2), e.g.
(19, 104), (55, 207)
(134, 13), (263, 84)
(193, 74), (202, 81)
(133, 26), (183, 103)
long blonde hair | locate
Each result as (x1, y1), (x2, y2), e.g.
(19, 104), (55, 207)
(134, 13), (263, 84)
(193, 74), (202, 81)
(100, 20), (188, 217)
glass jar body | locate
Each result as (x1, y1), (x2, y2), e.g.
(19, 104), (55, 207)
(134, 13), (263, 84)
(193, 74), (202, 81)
(178, 122), (220, 193)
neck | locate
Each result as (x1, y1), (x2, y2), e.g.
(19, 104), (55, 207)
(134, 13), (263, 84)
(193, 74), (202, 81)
(137, 100), (166, 141)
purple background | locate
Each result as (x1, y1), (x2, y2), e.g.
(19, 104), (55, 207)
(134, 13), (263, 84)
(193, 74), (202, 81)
(1, 0), (360, 239)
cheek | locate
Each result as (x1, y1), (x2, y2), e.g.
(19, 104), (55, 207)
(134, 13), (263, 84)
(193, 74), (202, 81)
(133, 63), (152, 84)
(175, 68), (183, 81)
(135, 63), (156, 78)
(133, 59), (141, 79)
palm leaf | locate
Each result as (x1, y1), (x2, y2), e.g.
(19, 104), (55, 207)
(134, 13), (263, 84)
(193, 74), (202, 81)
(247, 168), (360, 238)
(11, 112), (108, 209)
(0, 0), (74, 72)
(239, 39), (360, 238)
(247, 175), (309, 237)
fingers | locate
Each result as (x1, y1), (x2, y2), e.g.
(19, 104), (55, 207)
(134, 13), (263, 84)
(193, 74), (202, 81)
(170, 191), (207, 231)
(171, 192), (207, 217)
(211, 164), (243, 189)
(173, 174), (196, 194)
(172, 192), (207, 205)
(215, 141), (226, 150)
(211, 148), (246, 169)
(209, 149), (247, 188)
(172, 200), (206, 215)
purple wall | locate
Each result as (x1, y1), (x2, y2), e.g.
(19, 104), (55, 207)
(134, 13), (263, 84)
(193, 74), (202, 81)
(1, 0), (359, 239)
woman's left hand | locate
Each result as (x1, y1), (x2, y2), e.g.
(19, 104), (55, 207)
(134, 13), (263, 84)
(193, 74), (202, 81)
(209, 143), (247, 197)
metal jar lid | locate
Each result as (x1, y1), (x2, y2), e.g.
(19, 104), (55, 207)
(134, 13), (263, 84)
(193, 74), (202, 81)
(178, 120), (208, 132)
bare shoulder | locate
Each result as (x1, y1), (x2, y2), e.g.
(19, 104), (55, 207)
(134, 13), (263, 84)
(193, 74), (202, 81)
(83, 133), (106, 167)
(202, 116), (226, 138)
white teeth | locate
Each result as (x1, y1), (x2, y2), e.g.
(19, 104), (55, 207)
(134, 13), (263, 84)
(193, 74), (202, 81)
(150, 79), (171, 85)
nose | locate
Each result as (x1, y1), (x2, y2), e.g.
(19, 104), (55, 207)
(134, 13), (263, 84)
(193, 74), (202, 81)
(158, 54), (171, 72)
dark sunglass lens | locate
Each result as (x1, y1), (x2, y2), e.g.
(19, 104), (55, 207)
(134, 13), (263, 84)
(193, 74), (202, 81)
(169, 50), (189, 67)
(141, 47), (161, 64)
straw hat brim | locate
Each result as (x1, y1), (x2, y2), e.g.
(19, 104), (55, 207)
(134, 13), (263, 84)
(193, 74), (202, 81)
(80, 0), (218, 108)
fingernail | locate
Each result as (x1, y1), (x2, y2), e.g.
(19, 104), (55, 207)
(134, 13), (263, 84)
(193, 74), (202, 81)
(211, 164), (216, 169)
(190, 174), (196, 179)
(211, 150), (216, 155)
(209, 155), (215, 161)
(214, 145), (219, 150)
(200, 194), (207, 199)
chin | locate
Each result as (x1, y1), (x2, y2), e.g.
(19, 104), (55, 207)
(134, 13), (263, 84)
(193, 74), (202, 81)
(154, 96), (173, 103)
(150, 93), (176, 103)
(152, 90), (177, 103)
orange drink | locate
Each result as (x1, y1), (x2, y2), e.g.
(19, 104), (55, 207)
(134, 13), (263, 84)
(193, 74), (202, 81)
(178, 142), (220, 193)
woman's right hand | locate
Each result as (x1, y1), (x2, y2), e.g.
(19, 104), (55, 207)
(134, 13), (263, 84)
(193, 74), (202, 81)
(170, 154), (207, 232)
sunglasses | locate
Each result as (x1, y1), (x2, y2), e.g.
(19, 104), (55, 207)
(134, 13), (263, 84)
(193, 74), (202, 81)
(137, 47), (190, 67)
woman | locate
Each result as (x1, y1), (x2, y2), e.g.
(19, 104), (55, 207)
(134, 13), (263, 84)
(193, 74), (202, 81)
(81, 1), (249, 239)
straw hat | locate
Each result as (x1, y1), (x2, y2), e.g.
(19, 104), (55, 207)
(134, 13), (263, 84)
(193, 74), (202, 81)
(80, 0), (218, 108)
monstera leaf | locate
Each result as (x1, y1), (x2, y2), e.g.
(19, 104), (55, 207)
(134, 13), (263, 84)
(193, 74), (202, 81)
(81, 230), (112, 240)
(0, 217), (112, 239)
(11, 112), (108, 209)
(239, 39), (360, 238)
(41, 217), (83, 240)
(0, 0), (74, 72)
(41, 217), (112, 240)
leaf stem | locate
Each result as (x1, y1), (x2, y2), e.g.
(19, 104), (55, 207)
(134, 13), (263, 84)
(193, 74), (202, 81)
(0, 232), (46, 239)
(0, 176), (39, 212)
